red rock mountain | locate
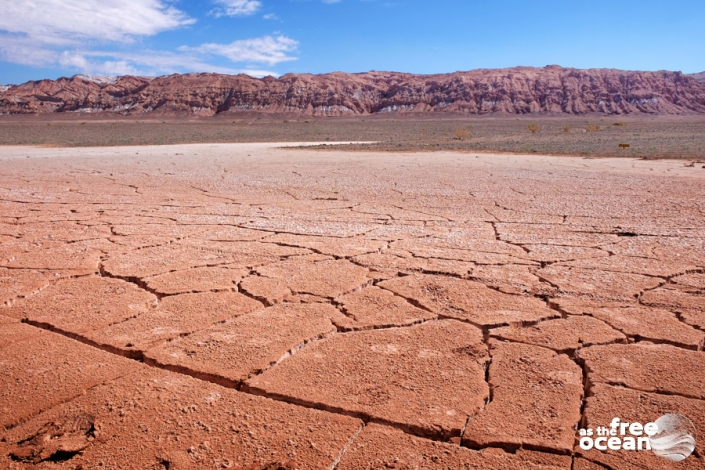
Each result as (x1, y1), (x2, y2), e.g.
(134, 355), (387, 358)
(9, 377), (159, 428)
(1, 66), (704, 116)
(689, 72), (705, 83)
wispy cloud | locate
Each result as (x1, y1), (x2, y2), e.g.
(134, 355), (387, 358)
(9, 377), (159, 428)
(180, 36), (298, 66)
(0, 0), (194, 44)
(213, 0), (262, 17)
(1, 40), (285, 78)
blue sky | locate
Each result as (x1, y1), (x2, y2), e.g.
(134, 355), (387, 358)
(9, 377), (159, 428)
(0, 0), (703, 84)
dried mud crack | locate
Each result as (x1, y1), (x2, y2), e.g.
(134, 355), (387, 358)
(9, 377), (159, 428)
(1, 143), (704, 469)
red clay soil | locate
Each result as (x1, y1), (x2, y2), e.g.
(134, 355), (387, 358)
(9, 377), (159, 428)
(641, 286), (705, 329)
(145, 303), (345, 387)
(489, 316), (626, 352)
(462, 340), (584, 454)
(101, 240), (308, 278)
(578, 343), (705, 399)
(535, 265), (664, 302)
(0, 268), (70, 305)
(0, 368), (362, 469)
(2, 276), (157, 334)
(0, 333), (142, 429)
(0, 315), (46, 349)
(468, 264), (557, 296)
(337, 423), (572, 469)
(143, 265), (251, 295)
(350, 252), (476, 280)
(571, 305), (705, 350)
(245, 256), (370, 301)
(86, 291), (263, 354)
(246, 320), (490, 440)
(0, 144), (704, 468)
(378, 274), (558, 327)
(334, 286), (436, 330)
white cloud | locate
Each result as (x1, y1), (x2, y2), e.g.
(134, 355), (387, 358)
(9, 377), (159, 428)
(0, 38), (284, 78)
(0, 0), (194, 44)
(58, 51), (90, 69)
(0, 1), (294, 79)
(99, 61), (141, 76)
(92, 49), (282, 76)
(214, 0), (261, 17)
(0, 36), (57, 67)
(57, 51), (140, 76)
(180, 35), (298, 66)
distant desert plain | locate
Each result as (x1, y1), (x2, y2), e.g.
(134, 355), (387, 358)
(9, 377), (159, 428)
(1, 66), (705, 159)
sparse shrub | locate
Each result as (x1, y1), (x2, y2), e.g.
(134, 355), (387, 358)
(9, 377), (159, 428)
(613, 122), (626, 127)
(283, 120), (289, 123)
(586, 124), (600, 132)
(563, 125), (572, 133)
(528, 124), (538, 133)
(454, 128), (469, 140)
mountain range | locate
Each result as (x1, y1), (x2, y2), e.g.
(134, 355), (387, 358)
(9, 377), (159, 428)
(1, 66), (704, 116)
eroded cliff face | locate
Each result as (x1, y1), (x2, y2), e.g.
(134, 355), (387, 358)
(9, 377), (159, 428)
(689, 72), (705, 83)
(2, 66), (704, 116)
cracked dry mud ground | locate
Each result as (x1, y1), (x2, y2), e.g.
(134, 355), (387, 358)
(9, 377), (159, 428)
(0, 143), (704, 469)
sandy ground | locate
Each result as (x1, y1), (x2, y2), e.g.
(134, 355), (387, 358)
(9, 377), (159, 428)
(1, 115), (704, 160)
(1, 143), (704, 469)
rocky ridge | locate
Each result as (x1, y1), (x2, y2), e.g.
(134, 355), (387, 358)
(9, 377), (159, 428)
(1, 65), (704, 116)
(689, 72), (705, 83)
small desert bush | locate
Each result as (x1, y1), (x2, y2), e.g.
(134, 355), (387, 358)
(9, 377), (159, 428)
(613, 122), (626, 127)
(586, 124), (600, 132)
(528, 124), (538, 133)
(563, 125), (572, 133)
(454, 128), (470, 140)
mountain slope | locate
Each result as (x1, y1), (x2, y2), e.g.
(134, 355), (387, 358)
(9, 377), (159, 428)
(1, 66), (704, 116)
(689, 72), (705, 83)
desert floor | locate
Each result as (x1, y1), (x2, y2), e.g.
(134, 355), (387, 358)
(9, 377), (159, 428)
(1, 115), (705, 160)
(1, 143), (704, 469)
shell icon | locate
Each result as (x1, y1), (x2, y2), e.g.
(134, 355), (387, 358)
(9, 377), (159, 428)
(649, 414), (697, 462)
